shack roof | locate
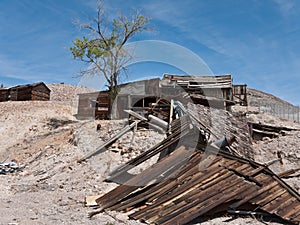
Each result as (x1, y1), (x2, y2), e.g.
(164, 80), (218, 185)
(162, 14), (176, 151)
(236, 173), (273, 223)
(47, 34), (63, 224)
(77, 78), (160, 96)
(8, 82), (51, 92)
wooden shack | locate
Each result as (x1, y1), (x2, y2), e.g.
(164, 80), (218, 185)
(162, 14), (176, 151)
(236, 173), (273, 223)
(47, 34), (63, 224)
(112, 78), (161, 118)
(8, 82), (51, 101)
(0, 88), (9, 102)
(0, 82), (51, 102)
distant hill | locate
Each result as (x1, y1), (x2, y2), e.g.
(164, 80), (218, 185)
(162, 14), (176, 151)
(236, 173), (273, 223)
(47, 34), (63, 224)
(247, 88), (293, 107)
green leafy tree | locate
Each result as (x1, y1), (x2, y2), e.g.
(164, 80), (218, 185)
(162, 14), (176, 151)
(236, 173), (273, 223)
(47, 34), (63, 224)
(70, 3), (150, 115)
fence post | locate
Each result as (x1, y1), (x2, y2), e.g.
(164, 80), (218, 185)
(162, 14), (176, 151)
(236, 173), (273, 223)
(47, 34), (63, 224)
(293, 106), (295, 122)
(297, 106), (300, 123)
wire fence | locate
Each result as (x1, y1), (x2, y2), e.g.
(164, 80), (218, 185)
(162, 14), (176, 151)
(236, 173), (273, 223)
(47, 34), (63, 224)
(257, 103), (300, 123)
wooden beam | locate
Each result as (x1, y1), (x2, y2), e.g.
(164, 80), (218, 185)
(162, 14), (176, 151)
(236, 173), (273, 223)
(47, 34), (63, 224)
(78, 120), (140, 162)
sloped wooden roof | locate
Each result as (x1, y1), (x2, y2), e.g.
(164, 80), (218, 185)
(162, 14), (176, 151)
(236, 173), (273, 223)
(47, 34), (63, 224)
(96, 145), (300, 225)
(8, 82), (51, 92)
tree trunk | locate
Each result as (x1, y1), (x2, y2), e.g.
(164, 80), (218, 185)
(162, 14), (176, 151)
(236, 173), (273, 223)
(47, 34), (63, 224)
(108, 72), (119, 119)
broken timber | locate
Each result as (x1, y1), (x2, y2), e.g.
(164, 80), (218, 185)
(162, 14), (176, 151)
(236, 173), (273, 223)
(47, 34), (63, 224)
(78, 120), (140, 162)
(106, 114), (193, 182)
(249, 122), (299, 141)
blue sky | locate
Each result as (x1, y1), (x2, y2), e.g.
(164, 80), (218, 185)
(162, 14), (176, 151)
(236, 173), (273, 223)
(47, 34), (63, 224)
(0, 0), (299, 105)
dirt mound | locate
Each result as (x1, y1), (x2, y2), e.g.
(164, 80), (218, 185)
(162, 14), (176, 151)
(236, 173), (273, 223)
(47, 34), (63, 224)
(48, 83), (96, 105)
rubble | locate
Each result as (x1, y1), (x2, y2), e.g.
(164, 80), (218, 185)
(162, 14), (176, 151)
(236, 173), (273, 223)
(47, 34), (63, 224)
(0, 161), (24, 175)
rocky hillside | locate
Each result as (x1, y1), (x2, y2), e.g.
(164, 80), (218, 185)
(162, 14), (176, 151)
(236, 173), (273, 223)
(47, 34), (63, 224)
(48, 83), (96, 105)
(247, 88), (293, 107)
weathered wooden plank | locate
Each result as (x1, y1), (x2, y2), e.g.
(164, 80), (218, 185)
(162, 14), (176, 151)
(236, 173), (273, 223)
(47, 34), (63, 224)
(277, 200), (300, 218)
(130, 159), (240, 220)
(96, 146), (190, 210)
(172, 184), (251, 225)
(250, 186), (286, 206)
(154, 176), (248, 225)
(230, 180), (278, 209)
(144, 173), (245, 223)
(261, 192), (290, 212)
(278, 168), (300, 178)
(289, 208), (300, 222)
(246, 166), (265, 177)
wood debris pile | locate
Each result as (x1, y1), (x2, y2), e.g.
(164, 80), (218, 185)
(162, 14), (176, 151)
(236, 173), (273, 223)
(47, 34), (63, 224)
(85, 102), (300, 225)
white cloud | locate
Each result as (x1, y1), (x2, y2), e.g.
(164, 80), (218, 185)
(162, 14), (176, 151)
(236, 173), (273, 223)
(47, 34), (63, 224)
(273, 0), (295, 16)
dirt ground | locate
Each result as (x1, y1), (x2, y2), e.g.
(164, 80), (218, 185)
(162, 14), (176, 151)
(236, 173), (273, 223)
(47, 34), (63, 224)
(0, 86), (299, 225)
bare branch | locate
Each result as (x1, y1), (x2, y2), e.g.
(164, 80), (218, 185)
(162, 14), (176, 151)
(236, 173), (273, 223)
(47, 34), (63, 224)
(96, 4), (109, 48)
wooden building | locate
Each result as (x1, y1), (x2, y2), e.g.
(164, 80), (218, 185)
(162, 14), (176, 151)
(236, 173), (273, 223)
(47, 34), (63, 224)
(0, 82), (51, 102)
(0, 88), (9, 102)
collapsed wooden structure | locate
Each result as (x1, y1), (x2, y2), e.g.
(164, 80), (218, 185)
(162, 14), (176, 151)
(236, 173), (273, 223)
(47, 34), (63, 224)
(96, 148), (300, 225)
(249, 122), (299, 141)
(89, 105), (300, 225)
(0, 82), (51, 102)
